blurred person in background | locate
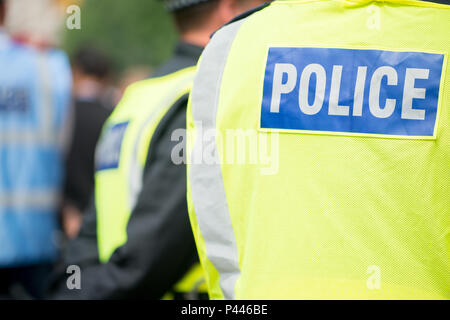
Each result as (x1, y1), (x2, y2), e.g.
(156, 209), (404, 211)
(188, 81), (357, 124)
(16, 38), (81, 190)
(48, 0), (266, 299)
(0, 0), (72, 299)
(186, 0), (449, 300)
(6, 0), (66, 48)
(62, 46), (113, 239)
(116, 66), (154, 105)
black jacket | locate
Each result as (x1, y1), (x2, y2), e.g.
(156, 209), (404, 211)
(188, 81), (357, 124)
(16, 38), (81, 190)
(64, 99), (111, 212)
(48, 42), (204, 299)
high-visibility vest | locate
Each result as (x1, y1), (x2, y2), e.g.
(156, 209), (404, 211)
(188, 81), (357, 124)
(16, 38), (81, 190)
(0, 33), (72, 267)
(95, 66), (205, 297)
(187, 0), (450, 299)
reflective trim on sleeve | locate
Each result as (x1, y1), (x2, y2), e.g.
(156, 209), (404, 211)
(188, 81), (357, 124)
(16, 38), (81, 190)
(188, 20), (245, 300)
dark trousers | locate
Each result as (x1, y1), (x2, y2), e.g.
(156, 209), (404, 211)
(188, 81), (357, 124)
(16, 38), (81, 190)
(0, 263), (53, 300)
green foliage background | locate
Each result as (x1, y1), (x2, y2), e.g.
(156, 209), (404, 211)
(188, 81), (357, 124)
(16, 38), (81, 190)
(63, 0), (178, 74)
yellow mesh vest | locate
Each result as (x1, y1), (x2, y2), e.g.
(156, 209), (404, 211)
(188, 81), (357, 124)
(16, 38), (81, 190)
(187, 0), (450, 299)
(95, 66), (206, 297)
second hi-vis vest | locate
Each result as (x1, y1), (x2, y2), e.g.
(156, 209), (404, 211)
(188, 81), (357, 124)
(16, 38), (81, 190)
(95, 66), (205, 298)
(187, 0), (450, 299)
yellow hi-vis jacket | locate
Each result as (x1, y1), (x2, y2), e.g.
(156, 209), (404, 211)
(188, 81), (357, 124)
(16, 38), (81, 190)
(95, 66), (205, 298)
(187, 0), (450, 299)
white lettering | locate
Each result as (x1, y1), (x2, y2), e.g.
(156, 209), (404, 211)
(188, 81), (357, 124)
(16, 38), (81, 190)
(353, 66), (367, 116)
(329, 65), (350, 116)
(401, 68), (429, 120)
(66, 265), (81, 290)
(369, 66), (397, 118)
(299, 63), (326, 115)
(367, 265), (381, 290)
(268, 62), (431, 122)
(66, 5), (81, 30)
(182, 304), (216, 317)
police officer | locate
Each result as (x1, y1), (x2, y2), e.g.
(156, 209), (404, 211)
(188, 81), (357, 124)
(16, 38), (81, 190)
(49, 0), (265, 299)
(0, 0), (72, 299)
(187, 0), (450, 299)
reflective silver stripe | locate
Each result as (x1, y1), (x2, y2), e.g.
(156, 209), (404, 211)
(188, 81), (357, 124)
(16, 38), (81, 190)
(0, 190), (59, 211)
(128, 72), (195, 210)
(189, 21), (244, 299)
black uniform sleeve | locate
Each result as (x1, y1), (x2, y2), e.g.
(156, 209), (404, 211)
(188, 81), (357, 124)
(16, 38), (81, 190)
(48, 97), (198, 299)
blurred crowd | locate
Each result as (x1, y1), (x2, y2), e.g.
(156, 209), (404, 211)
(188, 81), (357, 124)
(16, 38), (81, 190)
(0, 0), (148, 298)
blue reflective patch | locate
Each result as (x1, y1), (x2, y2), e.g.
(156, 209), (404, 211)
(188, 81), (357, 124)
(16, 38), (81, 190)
(261, 47), (445, 138)
(96, 121), (129, 171)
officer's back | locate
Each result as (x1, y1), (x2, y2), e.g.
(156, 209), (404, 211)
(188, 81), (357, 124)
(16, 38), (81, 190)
(187, 0), (450, 299)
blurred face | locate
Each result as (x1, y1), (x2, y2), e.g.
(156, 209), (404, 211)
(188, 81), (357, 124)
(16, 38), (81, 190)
(177, 0), (270, 47)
